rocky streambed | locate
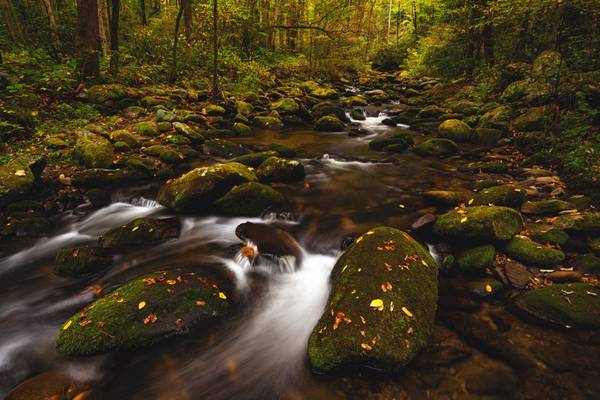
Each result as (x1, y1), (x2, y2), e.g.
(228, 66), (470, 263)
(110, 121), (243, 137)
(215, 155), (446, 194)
(1, 66), (600, 399)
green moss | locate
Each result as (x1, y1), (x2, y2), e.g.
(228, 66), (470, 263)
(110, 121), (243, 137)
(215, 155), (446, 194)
(513, 283), (600, 328)
(157, 162), (257, 212)
(71, 168), (150, 188)
(433, 205), (523, 241)
(456, 245), (496, 271)
(236, 101), (254, 116)
(232, 151), (278, 168)
(315, 115), (345, 132)
(308, 227), (438, 373)
(0, 155), (42, 205)
(344, 96), (369, 106)
(573, 253), (600, 274)
(417, 105), (446, 118)
(471, 128), (504, 146)
(54, 246), (112, 277)
(203, 139), (248, 158)
(422, 190), (469, 208)
(214, 182), (287, 216)
(310, 87), (339, 99)
(504, 235), (565, 266)
(256, 157), (305, 183)
(438, 119), (472, 142)
(521, 199), (572, 215)
(135, 121), (159, 136)
(528, 224), (569, 246)
(253, 116), (284, 129)
(369, 132), (414, 151)
(513, 106), (552, 132)
(459, 162), (509, 174)
(100, 217), (180, 247)
(413, 138), (459, 158)
(143, 145), (183, 164)
(270, 98), (300, 114)
(173, 122), (204, 143)
(205, 104), (226, 116)
(554, 213), (600, 232)
(232, 122), (253, 136)
(471, 185), (526, 208)
(350, 109), (366, 120)
(55, 270), (230, 356)
(74, 134), (115, 169)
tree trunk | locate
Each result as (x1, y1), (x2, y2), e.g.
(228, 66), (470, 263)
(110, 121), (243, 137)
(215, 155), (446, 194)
(98, 0), (109, 58)
(139, 0), (147, 25)
(168, 0), (183, 82)
(0, 0), (24, 44)
(211, 0), (220, 100)
(412, 0), (417, 35)
(77, 0), (100, 83)
(40, 0), (61, 57)
(109, 0), (120, 75)
(183, 0), (192, 41)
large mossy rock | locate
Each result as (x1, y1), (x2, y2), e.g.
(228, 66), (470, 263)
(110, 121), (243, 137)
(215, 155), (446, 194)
(54, 246), (112, 277)
(513, 106), (552, 132)
(214, 182), (287, 216)
(315, 115), (345, 132)
(157, 162), (257, 212)
(433, 206), (523, 241)
(232, 151), (278, 168)
(471, 185), (527, 208)
(478, 105), (512, 131)
(270, 98), (300, 114)
(256, 157), (305, 183)
(532, 50), (567, 82)
(55, 270), (230, 356)
(456, 245), (496, 272)
(310, 87), (339, 99)
(253, 115), (284, 130)
(471, 128), (504, 146)
(0, 155), (46, 206)
(414, 138), (459, 158)
(501, 79), (552, 105)
(100, 217), (181, 247)
(74, 133), (115, 169)
(521, 199), (572, 215)
(553, 212), (600, 233)
(438, 119), (472, 142)
(368, 132), (414, 152)
(504, 235), (565, 266)
(512, 283), (599, 328)
(308, 227), (438, 373)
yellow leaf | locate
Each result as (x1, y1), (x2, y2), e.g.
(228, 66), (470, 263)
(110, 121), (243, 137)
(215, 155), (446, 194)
(138, 301), (146, 310)
(460, 217), (468, 223)
(31, 111), (38, 116)
(63, 320), (73, 330)
(468, 198), (474, 205)
(14, 170), (26, 177)
(370, 299), (384, 311)
(219, 292), (227, 299)
(132, 226), (140, 232)
(355, 236), (364, 244)
(116, 298), (124, 303)
(361, 343), (373, 351)
(399, 204), (405, 208)
(485, 284), (493, 293)
(402, 307), (413, 317)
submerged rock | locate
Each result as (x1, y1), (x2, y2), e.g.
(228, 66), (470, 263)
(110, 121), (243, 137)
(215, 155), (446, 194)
(368, 132), (414, 152)
(203, 139), (249, 158)
(235, 222), (303, 266)
(55, 270), (230, 356)
(308, 227), (438, 373)
(214, 182), (287, 217)
(99, 217), (181, 247)
(503, 235), (565, 266)
(256, 157), (305, 183)
(157, 162), (257, 212)
(512, 283), (600, 328)
(433, 206), (523, 241)
(54, 246), (112, 277)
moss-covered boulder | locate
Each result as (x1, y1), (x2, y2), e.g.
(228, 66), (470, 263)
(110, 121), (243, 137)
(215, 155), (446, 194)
(312, 102), (347, 121)
(553, 212), (600, 233)
(173, 122), (205, 143)
(203, 139), (249, 158)
(417, 105), (447, 119)
(368, 132), (414, 152)
(157, 162), (256, 212)
(74, 134), (115, 169)
(315, 115), (345, 132)
(205, 104), (226, 116)
(256, 157), (305, 183)
(501, 79), (552, 105)
(350, 109), (366, 120)
(100, 217), (180, 247)
(458, 161), (509, 174)
(232, 122), (253, 136)
(504, 235), (565, 266)
(143, 145), (183, 164)
(344, 95), (369, 107)
(478, 105), (512, 131)
(110, 130), (141, 148)
(55, 270), (230, 356)
(422, 190), (469, 208)
(512, 283), (599, 328)
(532, 50), (567, 82)
(528, 224), (569, 246)
(54, 246), (112, 277)
(135, 121), (159, 136)
(310, 87), (339, 99)
(71, 168), (150, 188)
(214, 182), (287, 217)
(521, 199), (572, 215)
(308, 227), (438, 373)
(253, 116), (284, 130)
(573, 254), (600, 274)
(456, 245), (496, 271)
(236, 101), (254, 116)
(471, 185), (527, 208)
(0, 155), (46, 206)
(271, 98), (300, 114)
(206, 128), (236, 138)
(471, 128), (504, 146)
(513, 106), (552, 132)
(414, 138), (459, 158)
(433, 206), (523, 241)
(438, 119), (472, 142)
(232, 151), (278, 168)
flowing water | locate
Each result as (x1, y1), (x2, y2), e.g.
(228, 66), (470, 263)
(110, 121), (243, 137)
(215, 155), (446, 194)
(0, 109), (479, 399)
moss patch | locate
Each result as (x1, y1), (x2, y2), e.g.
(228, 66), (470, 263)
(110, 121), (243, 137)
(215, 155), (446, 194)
(504, 235), (565, 266)
(100, 217), (181, 247)
(214, 182), (287, 216)
(433, 206), (523, 241)
(471, 185), (527, 208)
(256, 157), (305, 183)
(54, 246), (112, 277)
(456, 245), (496, 271)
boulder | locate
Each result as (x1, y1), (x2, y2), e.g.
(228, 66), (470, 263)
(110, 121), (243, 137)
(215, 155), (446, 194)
(573, 253), (600, 274)
(135, 121), (159, 136)
(422, 190), (469, 208)
(433, 206), (523, 241)
(414, 138), (459, 158)
(501, 79), (552, 105)
(456, 245), (496, 271)
(55, 270), (230, 356)
(157, 162), (256, 212)
(74, 133), (115, 169)
(205, 104), (226, 116)
(312, 102), (347, 122)
(256, 157), (305, 183)
(478, 105), (512, 131)
(438, 119), (472, 142)
(513, 106), (552, 132)
(143, 145), (183, 164)
(232, 151), (278, 168)
(308, 227), (438, 372)
(0, 155), (46, 206)
(173, 122), (205, 143)
(310, 87), (339, 99)
(417, 105), (446, 119)
(203, 139), (249, 158)
(99, 217), (181, 247)
(532, 50), (567, 82)
(521, 199), (572, 215)
(232, 122), (253, 136)
(528, 224), (569, 246)
(553, 212), (600, 233)
(315, 115), (345, 132)
(236, 101), (254, 116)
(368, 132), (414, 152)
(253, 116), (284, 129)
(471, 185), (527, 208)
(459, 161), (509, 174)
(214, 182), (287, 217)
(504, 235), (565, 266)
(270, 98), (300, 114)
(54, 246), (112, 277)
(471, 128), (504, 146)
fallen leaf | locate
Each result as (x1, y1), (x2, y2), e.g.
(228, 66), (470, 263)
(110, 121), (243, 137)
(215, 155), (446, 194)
(14, 170), (26, 177)
(166, 279), (177, 285)
(402, 307), (414, 317)
(219, 292), (227, 299)
(63, 320), (73, 330)
(196, 300), (206, 306)
(361, 343), (373, 351)
(485, 284), (493, 293)
(370, 299), (384, 311)
(144, 313), (158, 325)
(175, 318), (183, 327)
(138, 301), (146, 310)
(460, 217), (468, 223)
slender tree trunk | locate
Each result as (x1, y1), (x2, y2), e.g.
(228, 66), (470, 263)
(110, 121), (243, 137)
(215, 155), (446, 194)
(98, 0), (109, 58)
(183, 0), (192, 41)
(109, 0), (120, 75)
(211, 0), (220, 100)
(40, 0), (61, 57)
(139, 0), (147, 25)
(168, 0), (183, 82)
(412, 0), (417, 35)
(0, 0), (24, 44)
(386, 0), (392, 43)
(77, 0), (100, 83)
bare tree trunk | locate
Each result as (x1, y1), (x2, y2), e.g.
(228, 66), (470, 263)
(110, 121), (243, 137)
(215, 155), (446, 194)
(211, 0), (220, 100)
(139, 0), (147, 25)
(40, 0), (61, 57)
(98, 0), (109, 58)
(386, 0), (392, 43)
(183, 0), (192, 41)
(168, 0), (183, 82)
(77, 0), (100, 83)
(109, 0), (120, 75)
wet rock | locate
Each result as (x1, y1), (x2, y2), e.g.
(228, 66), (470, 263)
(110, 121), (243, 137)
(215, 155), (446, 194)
(514, 106), (552, 131)
(236, 101), (254, 116)
(573, 253), (600, 274)
(553, 212), (600, 233)
(422, 190), (469, 208)
(417, 105), (447, 119)
(156, 108), (177, 122)
(413, 326), (472, 368)
(414, 138), (459, 158)
(135, 121), (159, 136)
(5, 371), (90, 400)
(504, 235), (565, 266)
(235, 222), (303, 265)
(458, 277), (504, 298)
(459, 161), (509, 174)
(411, 213), (436, 230)
(471, 127), (504, 146)
(173, 122), (205, 143)
(308, 227), (438, 373)
(232, 151), (278, 168)
(74, 133), (115, 169)
(315, 115), (345, 132)
(311, 101), (347, 122)
(206, 128), (236, 138)
(232, 122), (252, 136)
(478, 105), (512, 131)
(157, 162), (256, 212)
(464, 363), (518, 396)
(205, 104), (226, 116)
(528, 224), (569, 245)
(521, 199), (572, 215)
(0, 155), (46, 206)
(512, 283), (600, 328)
(214, 182), (287, 217)
(503, 259), (533, 288)
(344, 95), (369, 107)
(85, 188), (111, 207)
(203, 139), (249, 158)
(368, 132), (414, 152)
(71, 168), (150, 188)
(471, 185), (527, 208)
(256, 157), (305, 183)
(350, 109), (366, 120)
(143, 144), (183, 164)
(253, 115), (284, 129)
(546, 270), (582, 283)
(100, 217), (180, 247)
(438, 119), (472, 142)
(310, 87), (339, 99)
(110, 129), (141, 148)
(433, 206), (523, 241)
(55, 270), (230, 356)
(270, 98), (300, 114)
(456, 245), (496, 271)
(54, 246), (112, 277)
